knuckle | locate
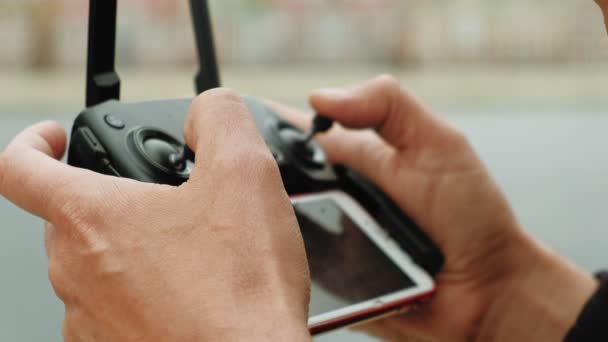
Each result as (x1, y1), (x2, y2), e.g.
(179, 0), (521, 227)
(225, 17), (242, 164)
(0, 151), (6, 194)
(376, 74), (401, 92)
(186, 95), (208, 135)
(201, 87), (244, 103)
(374, 74), (406, 108)
(450, 129), (471, 149)
(188, 94), (206, 116)
(53, 189), (86, 224)
(47, 260), (62, 289)
(187, 88), (249, 137)
(254, 149), (282, 177)
(226, 147), (281, 182)
(48, 258), (71, 300)
(190, 88), (245, 117)
(227, 148), (258, 170)
(212, 156), (240, 178)
(436, 120), (471, 151)
(51, 184), (104, 233)
(253, 154), (283, 186)
(247, 147), (276, 167)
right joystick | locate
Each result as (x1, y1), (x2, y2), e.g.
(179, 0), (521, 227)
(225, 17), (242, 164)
(300, 115), (334, 146)
(279, 114), (334, 169)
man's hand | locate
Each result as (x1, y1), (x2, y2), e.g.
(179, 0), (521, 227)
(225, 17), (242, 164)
(597, 0), (608, 32)
(269, 76), (597, 341)
(0, 89), (311, 341)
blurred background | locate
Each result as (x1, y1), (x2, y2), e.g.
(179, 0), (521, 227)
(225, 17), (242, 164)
(1, 1), (608, 341)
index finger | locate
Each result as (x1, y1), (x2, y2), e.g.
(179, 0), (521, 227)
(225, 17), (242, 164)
(309, 75), (442, 150)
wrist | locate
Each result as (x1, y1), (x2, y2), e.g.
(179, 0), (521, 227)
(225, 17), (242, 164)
(195, 297), (311, 342)
(193, 313), (310, 342)
(477, 233), (598, 341)
(217, 320), (311, 342)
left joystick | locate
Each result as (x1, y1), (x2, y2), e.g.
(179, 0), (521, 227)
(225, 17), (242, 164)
(169, 146), (194, 171)
(132, 128), (192, 178)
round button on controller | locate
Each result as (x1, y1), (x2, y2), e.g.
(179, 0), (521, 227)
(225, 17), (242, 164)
(104, 114), (125, 129)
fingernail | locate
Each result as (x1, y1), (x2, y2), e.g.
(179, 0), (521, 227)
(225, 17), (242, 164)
(312, 88), (351, 100)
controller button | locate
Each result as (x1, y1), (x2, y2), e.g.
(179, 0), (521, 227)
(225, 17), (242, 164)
(78, 127), (107, 157)
(104, 114), (125, 129)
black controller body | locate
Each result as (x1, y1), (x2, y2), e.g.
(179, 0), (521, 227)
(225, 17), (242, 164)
(67, 96), (444, 276)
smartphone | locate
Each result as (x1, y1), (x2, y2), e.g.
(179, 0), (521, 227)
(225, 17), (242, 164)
(291, 191), (436, 335)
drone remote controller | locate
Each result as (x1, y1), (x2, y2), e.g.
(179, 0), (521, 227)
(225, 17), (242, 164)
(68, 0), (444, 276)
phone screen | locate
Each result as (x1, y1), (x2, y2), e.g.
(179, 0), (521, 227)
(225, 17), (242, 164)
(293, 196), (416, 317)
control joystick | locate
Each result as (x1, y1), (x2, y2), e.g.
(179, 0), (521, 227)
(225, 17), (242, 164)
(279, 114), (334, 169)
(299, 115), (334, 146)
(168, 145), (195, 172)
(131, 128), (193, 182)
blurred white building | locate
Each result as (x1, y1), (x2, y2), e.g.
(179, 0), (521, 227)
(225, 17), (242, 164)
(0, 0), (606, 69)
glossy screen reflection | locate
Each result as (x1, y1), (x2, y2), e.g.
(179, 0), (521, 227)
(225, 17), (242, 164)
(294, 198), (415, 316)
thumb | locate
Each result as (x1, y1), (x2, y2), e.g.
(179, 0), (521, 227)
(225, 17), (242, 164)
(0, 121), (106, 221)
(183, 88), (272, 184)
(596, 0), (608, 31)
(310, 75), (446, 150)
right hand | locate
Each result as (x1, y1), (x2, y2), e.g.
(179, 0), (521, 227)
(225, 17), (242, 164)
(597, 0), (608, 32)
(269, 75), (597, 341)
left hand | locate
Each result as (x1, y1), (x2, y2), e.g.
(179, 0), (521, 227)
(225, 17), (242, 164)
(0, 89), (312, 341)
